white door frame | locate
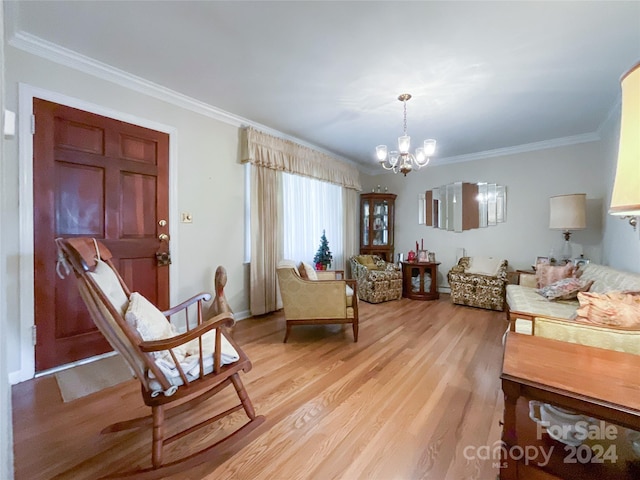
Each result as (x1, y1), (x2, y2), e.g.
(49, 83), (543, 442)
(11, 83), (179, 383)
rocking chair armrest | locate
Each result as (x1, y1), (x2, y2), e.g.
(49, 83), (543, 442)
(139, 311), (235, 353)
(161, 292), (212, 316)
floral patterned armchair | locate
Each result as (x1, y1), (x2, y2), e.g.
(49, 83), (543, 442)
(350, 255), (402, 304)
(447, 256), (509, 311)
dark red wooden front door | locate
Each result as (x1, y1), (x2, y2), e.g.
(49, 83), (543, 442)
(33, 98), (170, 371)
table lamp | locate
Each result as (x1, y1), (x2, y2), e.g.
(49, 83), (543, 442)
(549, 193), (586, 262)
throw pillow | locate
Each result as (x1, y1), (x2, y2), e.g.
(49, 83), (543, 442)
(125, 292), (182, 360)
(355, 255), (380, 270)
(535, 263), (576, 288)
(537, 278), (594, 301)
(575, 291), (640, 328)
(466, 257), (503, 276)
(298, 262), (318, 281)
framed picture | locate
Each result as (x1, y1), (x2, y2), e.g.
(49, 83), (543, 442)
(573, 257), (590, 268)
(418, 250), (429, 262)
(535, 256), (550, 266)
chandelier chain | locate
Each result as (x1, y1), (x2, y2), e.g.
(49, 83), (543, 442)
(403, 100), (408, 135)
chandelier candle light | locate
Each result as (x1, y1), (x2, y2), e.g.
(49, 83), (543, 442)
(377, 93), (436, 176)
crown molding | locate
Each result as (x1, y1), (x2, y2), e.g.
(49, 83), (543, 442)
(433, 132), (601, 166)
(597, 95), (621, 137)
(8, 29), (360, 170)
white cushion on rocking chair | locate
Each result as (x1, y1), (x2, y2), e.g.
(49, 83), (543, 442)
(126, 292), (176, 339)
(125, 292), (240, 393)
(148, 329), (240, 393)
(156, 330), (240, 377)
(125, 292), (183, 361)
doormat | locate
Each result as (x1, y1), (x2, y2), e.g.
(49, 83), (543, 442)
(55, 354), (134, 402)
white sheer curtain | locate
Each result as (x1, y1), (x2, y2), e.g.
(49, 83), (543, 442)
(282, 173), (344, 270)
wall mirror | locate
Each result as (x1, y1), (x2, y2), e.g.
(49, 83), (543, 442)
(420, 182), (506, 232)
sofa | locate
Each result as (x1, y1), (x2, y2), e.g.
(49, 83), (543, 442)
(350, 255), (402, 304)
(447, 256), (509, 311)
(507, 263), (640, 334)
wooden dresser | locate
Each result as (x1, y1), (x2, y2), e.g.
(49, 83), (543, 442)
(500, 333), (640, 479)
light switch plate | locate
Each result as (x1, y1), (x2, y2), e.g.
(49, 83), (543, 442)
(4, 110), (15, 137)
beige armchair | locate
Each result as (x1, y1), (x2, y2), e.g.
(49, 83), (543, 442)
(276, 260), (358, 343)
(350, 255), (402, 304)
(448, 256), (508, 311)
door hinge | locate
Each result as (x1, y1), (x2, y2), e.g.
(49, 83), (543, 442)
(30, 114), (36, 134)
(32, 325), (37, 345)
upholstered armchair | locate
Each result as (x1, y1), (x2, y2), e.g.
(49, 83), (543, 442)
(448, 256), (509, 311)
(350, 255), (402, 304)
(276, 260), (358, 343)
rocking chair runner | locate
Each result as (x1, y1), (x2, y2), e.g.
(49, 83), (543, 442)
(57, 237), (265, 479)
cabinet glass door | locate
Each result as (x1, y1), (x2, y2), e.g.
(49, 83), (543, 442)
(362, 201), (370, 246)
(372, 200), (389, 246)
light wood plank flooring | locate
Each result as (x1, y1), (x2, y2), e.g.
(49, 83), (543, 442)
(12, 296), (508, 479)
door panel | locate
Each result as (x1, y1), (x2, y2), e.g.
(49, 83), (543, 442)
(33, 98), (170, 372)
(55, 162), (105, 236)
(121, 172), (157, 237)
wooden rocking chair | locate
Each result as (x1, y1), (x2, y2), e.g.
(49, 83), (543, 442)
(56, 237), (265, 479)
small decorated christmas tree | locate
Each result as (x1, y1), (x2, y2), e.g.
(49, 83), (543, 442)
(313, 230), (333, 270)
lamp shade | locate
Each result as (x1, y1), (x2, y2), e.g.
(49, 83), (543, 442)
(610, 62), (640, 216)
(549, 194), (586, 230)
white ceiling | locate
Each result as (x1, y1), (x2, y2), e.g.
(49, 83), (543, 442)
(8, 1), (640, 172)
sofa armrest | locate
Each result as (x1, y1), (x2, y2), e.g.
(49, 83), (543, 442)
(449, 264), (466, 274)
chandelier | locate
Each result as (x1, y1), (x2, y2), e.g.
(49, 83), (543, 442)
(377, 93), (436, 176)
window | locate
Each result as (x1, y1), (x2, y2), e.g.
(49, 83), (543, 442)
(282, 172), (344, 269)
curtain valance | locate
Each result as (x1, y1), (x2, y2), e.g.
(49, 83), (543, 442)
(242, 127), (361, 191)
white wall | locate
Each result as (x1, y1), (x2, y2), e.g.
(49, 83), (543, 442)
(361, 141), (608, 289)
(600, 104), (640, 271)
(4, 47), (250, 378)
(0, 1), (15, 476)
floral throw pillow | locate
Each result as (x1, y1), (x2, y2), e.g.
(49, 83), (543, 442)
(537, 277), (594, 301)
(535, 263), (576, 288)
(575, 291), (640, 328)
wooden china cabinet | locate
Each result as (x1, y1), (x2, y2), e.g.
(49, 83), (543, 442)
(359, 193), (396, 262)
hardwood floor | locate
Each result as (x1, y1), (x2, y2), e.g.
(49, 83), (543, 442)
(12, 296), (508, 479)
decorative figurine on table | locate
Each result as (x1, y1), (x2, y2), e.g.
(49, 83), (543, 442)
(407, 250), (416, 262)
